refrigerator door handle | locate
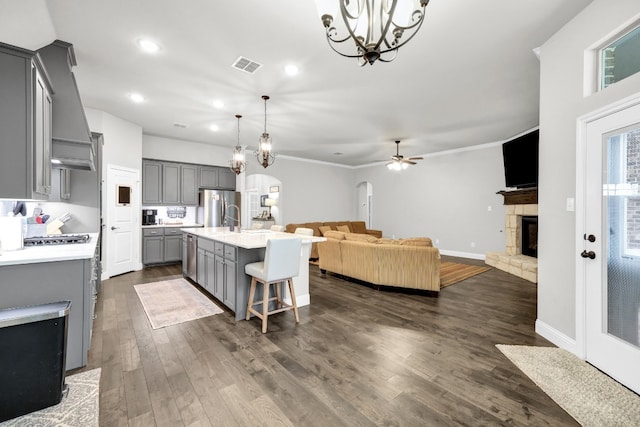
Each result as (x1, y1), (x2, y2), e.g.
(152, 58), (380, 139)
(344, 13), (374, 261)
(222, 199), (226, 226)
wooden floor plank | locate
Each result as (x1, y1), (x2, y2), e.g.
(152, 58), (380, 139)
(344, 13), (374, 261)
(86, 257), (579, 426)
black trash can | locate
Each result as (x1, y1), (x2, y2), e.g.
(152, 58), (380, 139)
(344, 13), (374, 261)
(0, 301), (71, 422)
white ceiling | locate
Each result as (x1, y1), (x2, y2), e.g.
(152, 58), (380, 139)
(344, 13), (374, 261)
(3, 0), (593, 166)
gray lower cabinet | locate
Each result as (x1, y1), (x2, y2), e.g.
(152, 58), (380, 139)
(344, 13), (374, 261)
(0, 42), (53, 200)
(188, 236), (264, 319)
(0, 249), (99, 370)
(142, 227), (190, 265)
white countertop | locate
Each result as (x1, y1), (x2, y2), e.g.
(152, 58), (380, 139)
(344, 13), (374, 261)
(0, 233), (99, 267)
(182, 227), (325, 249)
(142, 223), (203, 228)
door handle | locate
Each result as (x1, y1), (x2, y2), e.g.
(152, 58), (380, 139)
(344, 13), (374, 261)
(111, 226), (118, 231)
(580, 250), (596, 259)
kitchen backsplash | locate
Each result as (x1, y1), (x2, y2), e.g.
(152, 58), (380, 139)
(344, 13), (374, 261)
(142, 206), (197, 225)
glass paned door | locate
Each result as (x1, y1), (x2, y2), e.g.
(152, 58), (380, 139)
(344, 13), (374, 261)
(584, 102), (640, 394)
(605, 127), (640, 348)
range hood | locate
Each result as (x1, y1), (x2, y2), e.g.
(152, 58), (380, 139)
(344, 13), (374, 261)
(37, 40), (95, 171)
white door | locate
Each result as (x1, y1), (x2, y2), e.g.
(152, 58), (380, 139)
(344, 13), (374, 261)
(583, 101), (640, 394)
(107, 165), (139, 277)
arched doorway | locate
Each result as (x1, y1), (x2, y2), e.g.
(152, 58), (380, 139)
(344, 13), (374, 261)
(356, 181), (373, 228)
(245, 174), (282, 228)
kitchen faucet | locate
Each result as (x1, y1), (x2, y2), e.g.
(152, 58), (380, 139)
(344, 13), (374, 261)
(225, 204), (241, 232)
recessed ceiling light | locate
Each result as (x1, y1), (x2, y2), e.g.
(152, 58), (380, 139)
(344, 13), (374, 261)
(210, 124), (219, 132)
(129, 93), (145, 103)
(137, 38), (160, 53)
(212, 100), (224, 109)
(284, 64), (299, 76)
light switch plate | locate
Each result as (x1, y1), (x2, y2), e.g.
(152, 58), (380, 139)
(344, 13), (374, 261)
(566, 197), (575, 212)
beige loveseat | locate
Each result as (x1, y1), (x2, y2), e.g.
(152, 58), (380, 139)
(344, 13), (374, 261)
(285, 221), (383, 260)
(317, 231), (441, 292)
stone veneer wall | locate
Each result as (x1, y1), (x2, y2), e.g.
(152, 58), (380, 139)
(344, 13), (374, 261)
(485, 204), (538, 283)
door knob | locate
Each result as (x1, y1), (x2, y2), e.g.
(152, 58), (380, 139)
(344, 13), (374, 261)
(111, 226), (118, 231)
(580, 250), (596, 259)
(583, 234), (596, 242)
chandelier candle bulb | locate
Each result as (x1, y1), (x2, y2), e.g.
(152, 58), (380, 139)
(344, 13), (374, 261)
(229, 114), (245, 175)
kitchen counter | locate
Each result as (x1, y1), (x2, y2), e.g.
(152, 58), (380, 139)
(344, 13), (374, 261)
(181, 227), (325, 320)
(0, 232), (99, 267)
(142, 223), (203, 229)
(181, 226), (325, 249)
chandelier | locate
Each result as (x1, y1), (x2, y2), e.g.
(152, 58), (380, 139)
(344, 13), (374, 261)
(229, 114), (245, 175)
(255, 95), (275, 168)
(316, 0), (431, 66)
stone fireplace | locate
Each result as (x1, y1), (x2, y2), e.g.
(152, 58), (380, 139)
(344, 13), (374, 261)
(485, 188), (538, 283)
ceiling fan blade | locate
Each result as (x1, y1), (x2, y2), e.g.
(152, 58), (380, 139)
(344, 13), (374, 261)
(401, 160), (417, 165)
(408, 156), (424, 160)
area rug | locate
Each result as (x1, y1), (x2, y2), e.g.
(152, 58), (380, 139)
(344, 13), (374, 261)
(440, 261), (491, 288)
(0, 368), (101, 427)
(134, 278), (224, 329)
(497, 345), (640, 426)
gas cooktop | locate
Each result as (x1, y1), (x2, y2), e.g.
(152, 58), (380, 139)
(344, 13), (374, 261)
(24, 234), (91, 246)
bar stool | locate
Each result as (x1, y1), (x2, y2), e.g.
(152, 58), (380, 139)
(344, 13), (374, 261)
(245, 238), (302, 333)
(294, 227), (313, 236)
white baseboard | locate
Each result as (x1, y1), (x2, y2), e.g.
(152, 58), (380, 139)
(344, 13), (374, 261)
(284, 294), (310, 308)
(440, 249), (486, 260)
(535, 319), (579, 355)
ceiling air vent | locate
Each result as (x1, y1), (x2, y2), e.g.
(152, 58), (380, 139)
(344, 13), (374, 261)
(232, 56), (262, 74)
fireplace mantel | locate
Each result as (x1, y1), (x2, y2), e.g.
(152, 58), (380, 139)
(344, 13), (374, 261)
(497, 188), (538, 205)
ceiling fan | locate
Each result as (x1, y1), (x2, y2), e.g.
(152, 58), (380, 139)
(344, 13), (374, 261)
(386, 141), (423, 170)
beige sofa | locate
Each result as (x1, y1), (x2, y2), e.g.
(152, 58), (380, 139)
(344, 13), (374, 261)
(285, 221), (382, 260)
(317, 231), (441, 292)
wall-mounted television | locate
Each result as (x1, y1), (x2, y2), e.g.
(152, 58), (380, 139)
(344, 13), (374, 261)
(502, 130), (539, 189)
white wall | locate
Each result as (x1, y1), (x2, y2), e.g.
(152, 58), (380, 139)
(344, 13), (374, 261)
(538, 0), (640, 345)
(354, 143), (507, 257)
(244, 156), (354, 226)
(142, 135), (231, 167)
(86, 108), (143, 277)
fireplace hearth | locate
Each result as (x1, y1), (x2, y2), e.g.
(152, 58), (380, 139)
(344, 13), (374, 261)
(485, 193), (538, 283)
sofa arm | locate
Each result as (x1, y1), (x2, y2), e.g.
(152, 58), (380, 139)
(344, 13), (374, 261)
(318, 239), (343, 275)
(374, 244), (440, 291)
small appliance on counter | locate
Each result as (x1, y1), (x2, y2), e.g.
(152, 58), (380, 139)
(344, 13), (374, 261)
(142, 209), (157, 225)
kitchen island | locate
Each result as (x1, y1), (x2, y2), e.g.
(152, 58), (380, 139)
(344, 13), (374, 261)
(0, 233), (100, 370)
(181, 227), (325, 321)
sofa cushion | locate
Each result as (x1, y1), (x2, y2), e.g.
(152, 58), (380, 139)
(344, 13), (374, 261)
(400, 239), (431, 246)
(403, 237), (433, 247)
(336, 225), (351, 233)
(323, 230), (346, 240)
(350, 221), (367, 234)
(318, 225), (332, 236)
(344, 233), (379, 243)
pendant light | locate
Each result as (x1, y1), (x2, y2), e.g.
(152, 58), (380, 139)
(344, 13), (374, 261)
(229, 114), (245, 175)
(256, 95), (275, 168)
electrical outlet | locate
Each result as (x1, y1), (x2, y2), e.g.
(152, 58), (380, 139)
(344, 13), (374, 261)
(435, 238), (440, 245)
(487, 205), (492, 211)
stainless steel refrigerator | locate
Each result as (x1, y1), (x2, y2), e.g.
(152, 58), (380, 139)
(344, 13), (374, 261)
(198, 190), (241, 229)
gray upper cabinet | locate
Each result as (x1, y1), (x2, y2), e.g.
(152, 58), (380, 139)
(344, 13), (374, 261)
(199, 165), (235, 190)
(218, 168), (236, 190)
(181, 165), (198, 205)
(142, 160), (162, 204)
(143, 159), (235, 205)
(199, 166), (218, 188)
(162, 163), (180, 204)
(0, 42), (53, 200)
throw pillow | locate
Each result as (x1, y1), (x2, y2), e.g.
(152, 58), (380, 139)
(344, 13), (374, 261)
(318, 225), (332, 236)
(323, 230), (346, 240)
(344, 233), (378, 243)
(336, 225), (351, 233)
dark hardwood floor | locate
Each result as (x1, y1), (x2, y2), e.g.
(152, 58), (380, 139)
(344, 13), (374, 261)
(78, 256), (578, 426)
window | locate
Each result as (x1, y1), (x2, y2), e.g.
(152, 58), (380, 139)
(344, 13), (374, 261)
(599, 24), (640, 90)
